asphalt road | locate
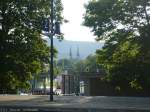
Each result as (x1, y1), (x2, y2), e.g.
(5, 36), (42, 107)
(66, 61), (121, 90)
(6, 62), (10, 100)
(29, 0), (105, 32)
(0, 95), (150, 111)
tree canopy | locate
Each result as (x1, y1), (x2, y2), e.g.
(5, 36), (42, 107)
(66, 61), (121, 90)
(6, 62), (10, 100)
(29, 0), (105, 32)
(0, 0), (63, 92)
(84, 0), (150, 95)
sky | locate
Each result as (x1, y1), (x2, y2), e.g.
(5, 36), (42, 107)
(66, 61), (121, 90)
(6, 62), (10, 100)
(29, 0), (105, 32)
(61, 0), (96, 42)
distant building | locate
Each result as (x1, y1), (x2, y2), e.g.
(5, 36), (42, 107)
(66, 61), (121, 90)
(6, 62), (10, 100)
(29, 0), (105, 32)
(61, 71), (112, 96)
(31, 73), (50, 95)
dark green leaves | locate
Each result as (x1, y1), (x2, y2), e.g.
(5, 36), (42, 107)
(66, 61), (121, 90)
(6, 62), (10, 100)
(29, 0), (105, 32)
(0, 0), (63, 92)
(84, 0), (150, 95)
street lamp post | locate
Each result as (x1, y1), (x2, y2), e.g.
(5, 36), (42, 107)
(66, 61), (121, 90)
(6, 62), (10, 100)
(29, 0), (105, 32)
(43, 0), (61, 101)
(50, 0), (54, 101)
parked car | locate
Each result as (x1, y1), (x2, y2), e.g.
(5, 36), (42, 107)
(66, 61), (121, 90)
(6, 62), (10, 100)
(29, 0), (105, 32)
(54, 89), (61, 95)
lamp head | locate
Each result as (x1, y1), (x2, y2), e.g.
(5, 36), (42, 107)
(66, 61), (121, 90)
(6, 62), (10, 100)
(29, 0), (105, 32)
(42, 18), (49, 32)
(54, 22), (61, 35)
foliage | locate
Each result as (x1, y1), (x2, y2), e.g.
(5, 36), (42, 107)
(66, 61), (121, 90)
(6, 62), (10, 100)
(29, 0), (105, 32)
(84, 0), (150, 94)
(73, 55), (100, 73)
(57, 58), (75, 73)
(73, 59), (85, 73)
(0, 0), (63, 92)
(56, 55), (99, 75)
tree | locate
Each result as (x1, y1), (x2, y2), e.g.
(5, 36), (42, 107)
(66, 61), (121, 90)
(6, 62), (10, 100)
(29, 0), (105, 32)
(84, 0), (150, 39)
(83, 55), (100, 72)
(74, 60), (85, 73)
(0, 0), (63, 92)
(57, 58), (76, 74)
(73, 55), (101, 73)
(84, 0), (150, 95)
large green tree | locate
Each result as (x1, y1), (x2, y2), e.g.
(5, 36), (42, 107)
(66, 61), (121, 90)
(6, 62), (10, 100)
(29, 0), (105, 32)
(0, 0), (63, 92)
(84, 0), (150, 95)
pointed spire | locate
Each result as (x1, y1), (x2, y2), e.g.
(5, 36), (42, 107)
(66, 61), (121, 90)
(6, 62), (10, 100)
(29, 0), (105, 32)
(77, 46), (80, 59)
(69, 47), (72, 59)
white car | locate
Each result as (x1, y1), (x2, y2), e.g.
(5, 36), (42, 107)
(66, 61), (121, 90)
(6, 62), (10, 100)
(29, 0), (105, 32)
(54, 89), (61, 95)
(20, 93), (28, 95)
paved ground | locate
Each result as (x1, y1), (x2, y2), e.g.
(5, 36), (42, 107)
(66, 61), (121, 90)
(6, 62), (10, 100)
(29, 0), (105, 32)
(0, 95), (150, 111)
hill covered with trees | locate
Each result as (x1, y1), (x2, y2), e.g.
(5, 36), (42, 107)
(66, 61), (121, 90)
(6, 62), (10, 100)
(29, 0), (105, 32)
(45, 38), (103, 59)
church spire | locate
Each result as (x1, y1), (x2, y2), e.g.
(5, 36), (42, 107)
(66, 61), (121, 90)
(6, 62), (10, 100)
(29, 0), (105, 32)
(69, 47), (72, 59)
(77, 46), (80, 59)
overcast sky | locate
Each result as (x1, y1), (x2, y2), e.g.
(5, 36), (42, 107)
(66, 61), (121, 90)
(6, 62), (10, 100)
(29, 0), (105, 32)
(61, 0), (95, 42)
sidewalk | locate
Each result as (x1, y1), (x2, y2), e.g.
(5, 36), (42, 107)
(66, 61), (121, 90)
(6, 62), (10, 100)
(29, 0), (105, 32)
(0, 95), (150, 111)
